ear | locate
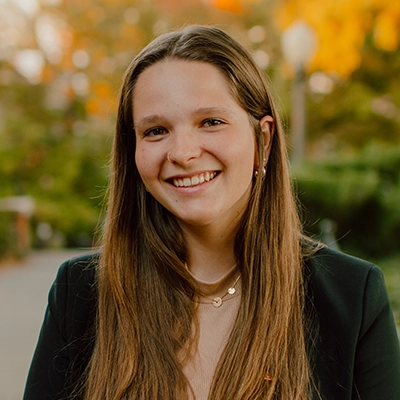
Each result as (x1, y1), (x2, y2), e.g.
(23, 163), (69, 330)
(260, 115), (274, 167)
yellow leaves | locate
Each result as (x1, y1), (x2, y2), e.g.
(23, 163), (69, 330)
(94, 81), (112, 98)
(209, 0), (244, 13)
(374, 2), (400, 51)
(275, 0), (400, 78)
(85, 99), (101, 116)
(86, 81), (116, 119)
(208, 0), (261, 14)
(311, 14), (364, 77)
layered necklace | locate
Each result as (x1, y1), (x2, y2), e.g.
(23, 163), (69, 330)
(186, 263), (241, 308)
(210, 274), (241, 308)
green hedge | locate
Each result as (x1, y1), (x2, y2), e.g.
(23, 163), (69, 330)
(0, 124), (109, 256)
(294, 144), (400, 258)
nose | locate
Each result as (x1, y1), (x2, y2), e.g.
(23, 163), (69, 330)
(167, 128), (201, 165)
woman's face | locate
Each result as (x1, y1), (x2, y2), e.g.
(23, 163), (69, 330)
(133, 59), (271, 231)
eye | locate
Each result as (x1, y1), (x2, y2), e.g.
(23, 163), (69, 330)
(143, 127), (168, 137)
(203, 118), (225, 128)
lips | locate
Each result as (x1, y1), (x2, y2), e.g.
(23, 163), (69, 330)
(171, 171), (218, 187)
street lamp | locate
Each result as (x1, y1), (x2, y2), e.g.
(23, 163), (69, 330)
(281, 21), (317, 166)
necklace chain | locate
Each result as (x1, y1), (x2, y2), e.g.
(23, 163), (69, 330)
(185, 263), (241, 308)
(211, 274), (241, 308)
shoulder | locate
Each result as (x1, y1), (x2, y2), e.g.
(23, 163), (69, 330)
(49, 252), (99, 340)
(305, 248), (400, 399)
(304, 245), (389, 344)
(304, 246), (390, 340)
(52, 252), (99, 294)
(305, 246), (383, 303)
(305, 245), (378, 279)
(23, 253), (100, 396)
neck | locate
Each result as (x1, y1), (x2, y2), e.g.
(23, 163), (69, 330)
(181, 224), (237, 282)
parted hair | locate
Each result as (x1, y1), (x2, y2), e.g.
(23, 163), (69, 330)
(82, 25), (315, 399)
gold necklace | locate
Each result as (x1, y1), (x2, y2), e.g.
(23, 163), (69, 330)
(211, 274), (241, 308)
(185, 263), (241, 308)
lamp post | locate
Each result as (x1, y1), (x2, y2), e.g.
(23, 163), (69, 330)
(281, 21), (317, 166)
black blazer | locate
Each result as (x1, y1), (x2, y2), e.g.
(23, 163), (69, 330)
(23, 247), (400, 399)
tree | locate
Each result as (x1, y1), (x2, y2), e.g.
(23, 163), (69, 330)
(1, 0), (400, 252)
(275, 0), (400, 78)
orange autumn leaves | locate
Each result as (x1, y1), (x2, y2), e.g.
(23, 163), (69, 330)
(275, 0), (400, 77)
(374, 1), (400, 51)
(211, 0), (400, 78)
(35, 0), (400, 121)
(209, 0), (258, 13)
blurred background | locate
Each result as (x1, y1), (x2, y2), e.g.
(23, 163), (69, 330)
(0, 0), (399, 396)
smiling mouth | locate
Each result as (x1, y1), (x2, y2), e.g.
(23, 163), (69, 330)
(171, 171), (218, 188)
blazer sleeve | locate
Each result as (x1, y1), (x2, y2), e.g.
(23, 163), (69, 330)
(23, 255), (97, 400)
(352, 265), (400, 399)
(309, 248), (400, 400)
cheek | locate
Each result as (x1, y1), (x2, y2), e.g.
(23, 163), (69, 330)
(238, 136), (257, 169)
(135, 147), (151, 181)
(135, 146), (163, 190)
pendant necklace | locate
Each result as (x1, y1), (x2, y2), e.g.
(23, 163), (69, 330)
(211, 274), (241, 308)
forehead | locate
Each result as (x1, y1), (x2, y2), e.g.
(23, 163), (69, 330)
(135, 58), (230, 91)
(132, 59), (240, 116)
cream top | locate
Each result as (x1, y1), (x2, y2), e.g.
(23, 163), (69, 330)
(182, 265), (242, 400)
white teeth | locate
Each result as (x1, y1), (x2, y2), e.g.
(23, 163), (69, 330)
(172, 172), (217, 187)
(172, 178), (181, 186)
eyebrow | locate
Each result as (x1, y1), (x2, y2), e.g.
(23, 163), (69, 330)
(193, 107), (235, 116)
(134, 107), (236, 130)
(134, 115), (161, 130)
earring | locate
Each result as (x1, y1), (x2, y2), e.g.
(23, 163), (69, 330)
(254, 166), (266, 178)
(254, 158), (267, 178)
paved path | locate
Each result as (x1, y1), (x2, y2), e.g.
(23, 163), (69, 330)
(0, 249), (92, 400)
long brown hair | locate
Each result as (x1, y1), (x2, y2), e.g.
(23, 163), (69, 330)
(83, 25), (315, 399)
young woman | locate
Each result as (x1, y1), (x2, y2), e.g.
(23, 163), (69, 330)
(23, 25), (400, 400)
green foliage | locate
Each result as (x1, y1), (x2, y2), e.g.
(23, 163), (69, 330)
(374, 254), (400, 331)
(0, 82), (109, 254)
(1, 0), (400, 259)
(294, 143), (400, 257)
(306, 45), (400, 152)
